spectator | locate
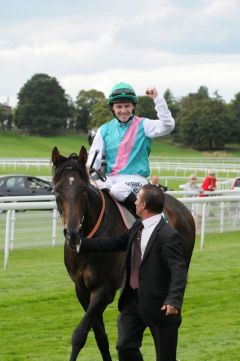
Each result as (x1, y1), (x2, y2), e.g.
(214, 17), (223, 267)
(183, 174), (201, 195)
(150, 175), (168, 192)
(183, 174), (202, 229)
(200, 169), (217, 195)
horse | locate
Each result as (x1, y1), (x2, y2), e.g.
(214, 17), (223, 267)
(51, 146), (195, 361)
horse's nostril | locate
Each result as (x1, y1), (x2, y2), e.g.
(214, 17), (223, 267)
(66, 230), (80, 243)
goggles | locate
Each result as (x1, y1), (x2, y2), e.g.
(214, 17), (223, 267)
(110, 88), (136, 97)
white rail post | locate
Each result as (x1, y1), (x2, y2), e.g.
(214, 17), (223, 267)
(52, 208), (58, 247)
(4, 210), (11, 269)
(200, 203), (207, 250)
(10, 210), (16, 250)
(220, 201), (224, 233)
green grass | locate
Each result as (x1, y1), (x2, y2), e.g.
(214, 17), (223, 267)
(0, 232), (239, 361)
(0, 132), (89, 158)
(1, 131), (240, 159)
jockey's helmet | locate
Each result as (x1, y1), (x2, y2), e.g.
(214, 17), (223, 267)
(108, 82), (138, 105)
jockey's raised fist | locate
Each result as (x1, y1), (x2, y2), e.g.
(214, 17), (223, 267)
(146, 87), (158, 98)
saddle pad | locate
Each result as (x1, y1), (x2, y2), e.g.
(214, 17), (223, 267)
(102, 189), (136, 229)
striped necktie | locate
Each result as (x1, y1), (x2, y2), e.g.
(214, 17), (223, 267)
(130, 223), (144, 289)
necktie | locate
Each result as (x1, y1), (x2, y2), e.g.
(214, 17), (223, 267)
(130, 223), (144, 289)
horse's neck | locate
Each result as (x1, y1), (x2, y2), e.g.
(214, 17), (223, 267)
(84, 188), (103, 233)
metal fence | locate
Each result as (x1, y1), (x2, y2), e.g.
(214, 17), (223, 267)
(1, 157), (240, 177)
(1, 192), (240, 269)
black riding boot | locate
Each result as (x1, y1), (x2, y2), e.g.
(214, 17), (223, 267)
(123, 192), (137, 215)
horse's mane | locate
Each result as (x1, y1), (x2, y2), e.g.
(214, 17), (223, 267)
(53, 153), (89, 184)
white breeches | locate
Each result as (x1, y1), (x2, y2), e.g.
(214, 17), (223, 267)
(92, 174), (148, 202)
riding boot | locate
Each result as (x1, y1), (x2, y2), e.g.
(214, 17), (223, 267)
(123, 192), (137, 215)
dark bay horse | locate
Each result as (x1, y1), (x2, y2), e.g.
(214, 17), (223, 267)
(52, 146), (195, 361)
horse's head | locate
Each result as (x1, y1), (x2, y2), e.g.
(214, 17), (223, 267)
(52, 146), (89, 251)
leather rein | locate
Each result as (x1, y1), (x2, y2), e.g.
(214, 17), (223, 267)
(87, 180), (106, 238)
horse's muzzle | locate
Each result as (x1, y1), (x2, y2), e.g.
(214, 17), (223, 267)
(64, 229), (81, 253)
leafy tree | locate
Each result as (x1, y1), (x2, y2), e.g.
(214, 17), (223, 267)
(14, 73), (69, 135)
(136, 96), (157, 118)
(163, 89), (180, 119)
(91, 100), (112, 128)
(229, 92), (240, 143)
(163, 89), (181, 142)
(0, 103), (12, 130)
(75, 89), (105, 132)
(196, 85), (209, 99)
(177, 90), (230, 150)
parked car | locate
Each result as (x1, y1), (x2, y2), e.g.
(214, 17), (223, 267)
(231, 176), (240, 190)
(0, 175), (53, 197)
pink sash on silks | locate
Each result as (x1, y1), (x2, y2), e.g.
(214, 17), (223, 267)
(109, 116), (142, 176)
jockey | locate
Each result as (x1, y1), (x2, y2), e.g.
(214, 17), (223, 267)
(87, 82), (175, 212)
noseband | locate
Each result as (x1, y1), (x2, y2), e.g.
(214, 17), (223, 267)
(54, 162), (106, 241)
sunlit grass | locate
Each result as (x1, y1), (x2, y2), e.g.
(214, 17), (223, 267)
(0, 232), (239, 360)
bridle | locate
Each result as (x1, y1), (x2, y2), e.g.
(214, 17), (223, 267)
(54, 165), (106, 242)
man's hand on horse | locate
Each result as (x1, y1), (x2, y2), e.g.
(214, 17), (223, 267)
(146, 87), (158, 99)
(161, 304), (179, 316)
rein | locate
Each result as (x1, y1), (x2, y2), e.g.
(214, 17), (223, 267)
(54, 162), (106, 240)
(87, 181), (106, 238)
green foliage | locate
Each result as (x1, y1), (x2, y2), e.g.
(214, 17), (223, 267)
(75, 89), (105, 132)
(164, 88), (180, 119)
(91, 100), (112, 127)
(229, 92), (240, 142)
(0, 103), (12, 129)
(0, 232), (239, 360)
(14, 73), (70, 135)
(176, 87), (230, 150)
(136, 96), (157, 118)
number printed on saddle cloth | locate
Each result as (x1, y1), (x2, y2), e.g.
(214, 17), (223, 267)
(126, 181), (143, 194)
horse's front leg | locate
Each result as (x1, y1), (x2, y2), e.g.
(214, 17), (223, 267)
(69, 284), (115, 361)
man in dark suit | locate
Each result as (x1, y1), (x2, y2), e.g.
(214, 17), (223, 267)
(80, 184), (187, 361)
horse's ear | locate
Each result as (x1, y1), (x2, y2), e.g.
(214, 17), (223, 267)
(79, 146), (88, 166)
(52, 146), (61, 166)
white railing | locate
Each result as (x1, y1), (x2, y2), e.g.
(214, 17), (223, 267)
(0, 196), (57, 269)
(0, 158), (51, 171)
(179, 195), (240, 249)
(167, 189), (238, 196)
(150, 162), (240, 176)
(1, 194), (240, 269)
(152, 176), (234, 189)
(1, 157), (240, 176)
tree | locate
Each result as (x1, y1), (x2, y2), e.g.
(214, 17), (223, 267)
(163, 89), (180, 119)
(0, 103), (12, 130)
(229, 92), (240, 143)
(91, 100), (112, 128)
(14, 73), (70, 135)
(177, 89), (230, 150)
(136, 96), (157, 118)
(75, 89), (105, 132)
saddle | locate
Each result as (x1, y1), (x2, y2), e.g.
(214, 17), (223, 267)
(102, 189), (136, 230)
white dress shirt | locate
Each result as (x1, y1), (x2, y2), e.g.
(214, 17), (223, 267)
(140, 214), (162, 259)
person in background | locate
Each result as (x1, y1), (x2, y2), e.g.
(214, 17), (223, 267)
(87, 82), (174, 213)
(79, 184), (187, 361)
(183, 174), (203, 228)
(200, 169), (217, 195)
(183, 174), (202, 195)
(88, 128), (97, 146)
(150, 175), (168, 192)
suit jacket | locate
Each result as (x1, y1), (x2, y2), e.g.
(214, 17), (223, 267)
(81, 218), (187, 326)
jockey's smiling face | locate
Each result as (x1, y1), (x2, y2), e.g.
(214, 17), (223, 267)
(112, 102), (135, 122)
